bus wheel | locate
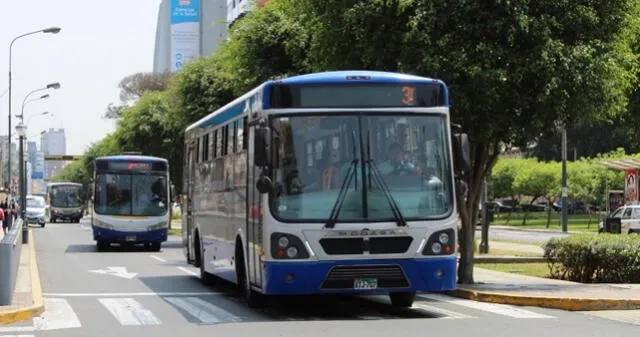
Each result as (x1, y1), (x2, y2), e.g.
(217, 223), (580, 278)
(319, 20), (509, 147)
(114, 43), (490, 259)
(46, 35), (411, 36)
(236, 242), (266, 308)
(97, 241), (109, 252)
(389, 291), (416, 308)
(151, 242), (161, 252)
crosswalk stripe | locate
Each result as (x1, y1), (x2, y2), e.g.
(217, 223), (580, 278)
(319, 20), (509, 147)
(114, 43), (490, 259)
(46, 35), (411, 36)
(99, 298), (162, 326)
(32, 298), (82, 331)
(420, 294), (555, 319)
(411, 302), (476, 319)
(164, 297), (242, 324)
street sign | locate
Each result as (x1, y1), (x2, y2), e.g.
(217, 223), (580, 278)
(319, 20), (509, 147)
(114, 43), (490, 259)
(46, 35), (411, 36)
(44, 155), (80, 161)
(88, 266), (137, 279)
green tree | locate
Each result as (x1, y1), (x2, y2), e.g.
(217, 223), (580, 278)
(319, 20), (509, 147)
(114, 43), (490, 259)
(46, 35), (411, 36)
(104, 72), (173, 119)
(287, 0), (640, 284)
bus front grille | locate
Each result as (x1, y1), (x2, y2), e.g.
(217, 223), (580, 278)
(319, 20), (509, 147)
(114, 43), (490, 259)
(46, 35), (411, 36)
(319, 237), (413, 255)
(321, 265), (410, 290)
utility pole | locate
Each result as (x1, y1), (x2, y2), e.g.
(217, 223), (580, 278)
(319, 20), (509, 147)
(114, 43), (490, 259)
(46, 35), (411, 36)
(561, 127), (568, 233)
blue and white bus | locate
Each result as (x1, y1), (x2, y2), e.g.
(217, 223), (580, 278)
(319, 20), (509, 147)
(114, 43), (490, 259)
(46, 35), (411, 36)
(92, 155), (171, 252)
(183, 71), (470, 308)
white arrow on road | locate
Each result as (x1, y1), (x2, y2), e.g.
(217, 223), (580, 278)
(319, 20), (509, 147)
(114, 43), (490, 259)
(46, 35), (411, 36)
(89, 266), (138, 279)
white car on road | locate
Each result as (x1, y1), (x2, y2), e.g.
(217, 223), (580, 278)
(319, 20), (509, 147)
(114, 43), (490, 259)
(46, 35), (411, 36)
(25, 195), (49, 227)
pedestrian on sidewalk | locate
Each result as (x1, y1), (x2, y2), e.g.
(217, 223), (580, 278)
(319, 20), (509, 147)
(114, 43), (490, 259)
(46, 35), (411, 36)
(0, 198), (7, 235)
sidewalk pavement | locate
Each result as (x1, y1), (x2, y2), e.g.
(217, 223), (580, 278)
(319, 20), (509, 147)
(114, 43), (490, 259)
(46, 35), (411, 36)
(450, 267), (640, 311)
(0, 230), (44, 324)
(490, 225), (589, 235)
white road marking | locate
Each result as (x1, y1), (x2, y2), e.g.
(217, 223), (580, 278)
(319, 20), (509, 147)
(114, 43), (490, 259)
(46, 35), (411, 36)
(0, 328), (35, 333)
(0, 335), (35, 337)
(89, 266), (137, 279)
(165, 297), (242, 323)
(421, 294), (555, 319)
(177, 266), (199, 277)
(32, 298), (82, 331)
(99, 298), (162, 326)
(43, 291), (222, 297)
(583, 310), (640, 326)
(150, 255), (166, 262)
(411, 302), (476, 319)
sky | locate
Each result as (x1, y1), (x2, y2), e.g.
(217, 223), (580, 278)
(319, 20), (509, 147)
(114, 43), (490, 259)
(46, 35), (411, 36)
(0, 0), (162, 155)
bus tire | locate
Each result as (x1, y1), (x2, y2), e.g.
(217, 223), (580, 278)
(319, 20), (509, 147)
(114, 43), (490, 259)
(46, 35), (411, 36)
(97, 241), (109, 252)
(151, 242), (161, 252)
(193, 232), (201, 268)
(389, 291), (416, 308)
(235, 240), (266, 308)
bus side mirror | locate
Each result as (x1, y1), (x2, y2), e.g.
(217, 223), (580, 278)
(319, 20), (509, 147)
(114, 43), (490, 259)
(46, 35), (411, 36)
(453, 133), (470, 175)
(254, 127), (270, 167)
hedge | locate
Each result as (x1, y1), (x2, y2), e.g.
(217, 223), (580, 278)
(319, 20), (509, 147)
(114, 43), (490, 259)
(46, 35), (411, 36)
(543, 234), (640, 283)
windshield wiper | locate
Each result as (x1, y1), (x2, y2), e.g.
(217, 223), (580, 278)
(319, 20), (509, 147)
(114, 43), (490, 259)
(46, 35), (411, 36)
(325, 131), (359, 229)
(365, 132), (407, 227)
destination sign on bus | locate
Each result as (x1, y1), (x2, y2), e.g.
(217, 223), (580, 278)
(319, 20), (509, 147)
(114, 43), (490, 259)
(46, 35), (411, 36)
(269, 83), (445, 108)
(107, 162), (153, 171)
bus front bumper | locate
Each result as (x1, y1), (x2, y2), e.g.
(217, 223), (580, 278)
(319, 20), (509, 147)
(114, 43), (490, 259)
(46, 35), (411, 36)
(93, 227), (167, 244)
(260, 256), (457, 295)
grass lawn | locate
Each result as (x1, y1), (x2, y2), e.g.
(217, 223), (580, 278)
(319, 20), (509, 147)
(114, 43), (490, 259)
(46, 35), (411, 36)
(477, 262), (550, 278)
(491, 211), (602, 232)
(478, 248), (542, 257)
(169, 228), (181, 236)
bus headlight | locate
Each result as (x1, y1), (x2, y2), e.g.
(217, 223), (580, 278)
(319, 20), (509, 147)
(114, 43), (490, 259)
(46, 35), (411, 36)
(147, 222), (168, 231)
(439, 233), (450, 244)
(270, 233), (310, 260)
(423, 228), (455, 256)
(278, 236), (289, 248)
(286, 246), (298, 258)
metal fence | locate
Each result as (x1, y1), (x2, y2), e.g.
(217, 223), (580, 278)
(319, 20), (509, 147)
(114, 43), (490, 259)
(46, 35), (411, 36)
(0, 219), (23, 305)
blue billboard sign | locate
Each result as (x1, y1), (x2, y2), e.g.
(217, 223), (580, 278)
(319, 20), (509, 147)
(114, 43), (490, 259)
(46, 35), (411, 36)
(170, 0), (200, 72)
(31, 172), (44, 180)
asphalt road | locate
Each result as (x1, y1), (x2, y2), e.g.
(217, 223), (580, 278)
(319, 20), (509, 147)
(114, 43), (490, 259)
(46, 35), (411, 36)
(0, 218), (637, 337)
(476, 227), (571, 244)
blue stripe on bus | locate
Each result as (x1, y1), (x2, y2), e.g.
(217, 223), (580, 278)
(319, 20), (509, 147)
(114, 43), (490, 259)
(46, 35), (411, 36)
(259, 256), (457, 295)
(92, 227), (168, 243)
(272, 70), (442, 85)
(196, 99), (246, 129)
(96, 155), (168, 163)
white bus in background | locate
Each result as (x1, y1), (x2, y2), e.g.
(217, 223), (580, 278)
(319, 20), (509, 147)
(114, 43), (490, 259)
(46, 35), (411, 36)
(92, 155), (172, 252)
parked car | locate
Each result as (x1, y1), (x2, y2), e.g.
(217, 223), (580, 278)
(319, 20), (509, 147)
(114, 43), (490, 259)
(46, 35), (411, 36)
(25, 195), (48, 228)
(598, 205), (640, 234)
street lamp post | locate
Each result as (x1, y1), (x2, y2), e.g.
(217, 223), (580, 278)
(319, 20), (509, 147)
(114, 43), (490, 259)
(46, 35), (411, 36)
(7, 27), (61, 193)
(15, 122), (27, 244)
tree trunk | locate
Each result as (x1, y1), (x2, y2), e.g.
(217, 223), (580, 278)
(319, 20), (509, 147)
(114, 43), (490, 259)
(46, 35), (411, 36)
(457, 142), (498, 284)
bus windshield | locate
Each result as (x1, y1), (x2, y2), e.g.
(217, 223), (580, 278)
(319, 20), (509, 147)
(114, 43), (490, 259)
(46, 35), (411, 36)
(269, 113), (453, 223)
(94, 173), (168, 216)
(51, 186), (83, 208)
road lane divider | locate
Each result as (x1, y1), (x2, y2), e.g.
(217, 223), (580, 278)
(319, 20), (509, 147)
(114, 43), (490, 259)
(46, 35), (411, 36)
(150, 255), (166, 263)
(176, 266), (199, 277)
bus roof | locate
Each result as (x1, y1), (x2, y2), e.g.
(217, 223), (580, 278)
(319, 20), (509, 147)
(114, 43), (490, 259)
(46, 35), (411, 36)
(185, 71), (446, 132)
(48, 182), (82, 187)
(96, 155), (168, 163)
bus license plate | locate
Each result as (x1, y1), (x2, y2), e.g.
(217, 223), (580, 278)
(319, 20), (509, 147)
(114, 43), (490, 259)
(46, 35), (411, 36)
(125, 236), (136, 242)
(354, 278), (378, 289)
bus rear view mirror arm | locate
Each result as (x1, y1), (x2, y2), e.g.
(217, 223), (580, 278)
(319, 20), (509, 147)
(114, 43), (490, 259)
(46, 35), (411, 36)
(453, 133), (470, 176)
(254, 125), (271, 167)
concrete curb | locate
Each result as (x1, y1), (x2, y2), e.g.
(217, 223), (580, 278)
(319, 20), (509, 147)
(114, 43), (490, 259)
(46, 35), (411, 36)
(0, 230), (44, 324)
(489, 225), (586, 235)
(447, 287), (640, 311)
(473, 256), (546, 263)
